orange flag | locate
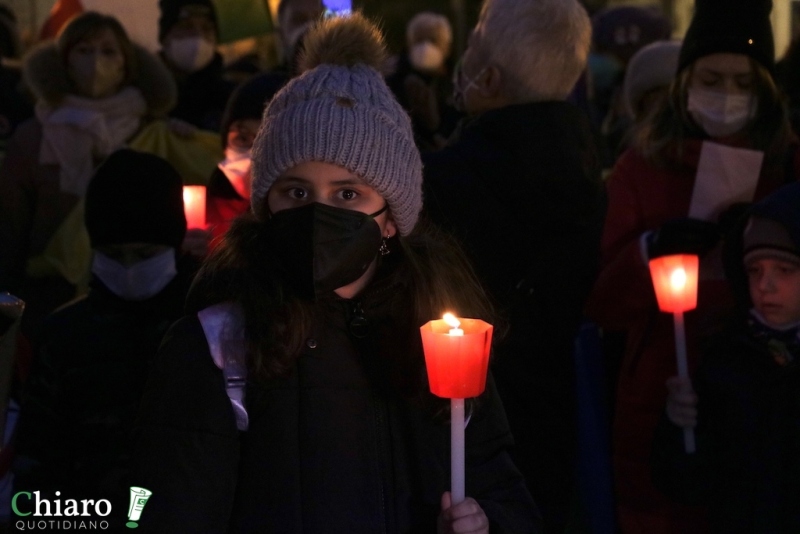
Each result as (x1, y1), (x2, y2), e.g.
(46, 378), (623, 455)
(39, 0), (84, 41)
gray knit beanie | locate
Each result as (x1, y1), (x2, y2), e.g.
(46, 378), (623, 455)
(250, 13), (423, 236)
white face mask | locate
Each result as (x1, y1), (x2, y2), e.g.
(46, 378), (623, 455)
(69, 55), (125, 99)
(92, 249), (177, 301)
(410, 42), (444, 72)
(218, 147), (252, 199)
(165, 36), (216, 73)
(687, 88), (757, 138)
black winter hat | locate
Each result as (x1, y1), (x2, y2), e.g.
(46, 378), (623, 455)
(678, 0), (774, 74)
(158, 0), (218, 42)
(85, 149), (187, 249)
(220, 72), (287, 147)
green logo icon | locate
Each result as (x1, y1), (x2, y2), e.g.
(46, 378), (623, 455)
(126, 487), (152, 529)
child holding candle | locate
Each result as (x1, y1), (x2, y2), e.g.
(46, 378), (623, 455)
(652, 181), (800, 532)
(132, 13), (538, 534)
(586, 0), (800, 531)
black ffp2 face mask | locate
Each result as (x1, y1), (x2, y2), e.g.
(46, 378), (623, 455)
(264, 202), (388, 300)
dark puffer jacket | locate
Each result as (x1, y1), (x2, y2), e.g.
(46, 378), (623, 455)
(652, 182), (800, 533)
(12, 255), (198, 527)
(132, 267), (540, 533)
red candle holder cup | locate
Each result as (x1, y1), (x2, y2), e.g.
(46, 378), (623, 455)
(183, 185), (207, 229)
(648, 254), (699, 313)
(648, 253), (700, 454)
(420, 318), (493, 399)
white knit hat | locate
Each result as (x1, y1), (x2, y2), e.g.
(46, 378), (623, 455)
(250, 13), (423, 236)
(623, 40), (681, 118)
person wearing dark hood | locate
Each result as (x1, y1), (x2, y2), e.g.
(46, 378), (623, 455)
(182, 72), (287, 257)
(159, 0), (236, 132)
(652, 181), (800, 533)
(422, 0), (605, 531)
(207, 73), (286, 243)
(12, 149), (198, 529)
(0, 12), (176, 341)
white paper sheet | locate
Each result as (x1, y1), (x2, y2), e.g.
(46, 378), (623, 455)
(688, 141), (764, 221)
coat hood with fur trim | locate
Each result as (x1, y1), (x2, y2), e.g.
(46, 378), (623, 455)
(22, 41), (177, 116)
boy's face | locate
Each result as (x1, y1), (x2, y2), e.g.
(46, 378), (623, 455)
(747, 256), (800, 328)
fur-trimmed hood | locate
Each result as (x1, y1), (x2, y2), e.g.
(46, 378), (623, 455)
(22, 41), (176, 117)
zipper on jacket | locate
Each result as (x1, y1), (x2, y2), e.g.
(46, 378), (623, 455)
(347, 299), (390, 533)
(373, 391), (390, 534)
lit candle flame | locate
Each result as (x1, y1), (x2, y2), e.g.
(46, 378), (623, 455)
(443, 313), (461, 329)
(670, 268), (687, 291)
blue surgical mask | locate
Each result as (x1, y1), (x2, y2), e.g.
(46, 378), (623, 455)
(91, 249), (177, 301)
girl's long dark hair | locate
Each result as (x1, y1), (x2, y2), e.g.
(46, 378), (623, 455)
(187, 212), (497, 396)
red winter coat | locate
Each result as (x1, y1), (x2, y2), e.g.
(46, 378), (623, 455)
(206, 168), (250, 245)
(587, 138), (799, 534)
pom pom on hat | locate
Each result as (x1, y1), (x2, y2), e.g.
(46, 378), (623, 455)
(299, 13), (388, 72)
(250, 13), (423, 236)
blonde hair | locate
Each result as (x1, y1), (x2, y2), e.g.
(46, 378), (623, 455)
(479, 0), (591, 102)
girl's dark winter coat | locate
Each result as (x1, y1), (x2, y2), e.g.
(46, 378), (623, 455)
(132, 259), (540, 533)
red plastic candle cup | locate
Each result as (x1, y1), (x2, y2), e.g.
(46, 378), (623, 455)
(420, 313), (493, 399)
(183, 185), (207, 229)
(420, 313), (493, 505)
(648, 254), (699, 313)
(649, 254), (699, 454)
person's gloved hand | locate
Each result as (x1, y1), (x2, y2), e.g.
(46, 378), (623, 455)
(717, 202), (751, 238)
(665, 375), (697, 429)
(647, 218), (721, 259)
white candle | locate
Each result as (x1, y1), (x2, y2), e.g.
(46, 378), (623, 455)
(673, 311), (696, 454)
(443, 312), (464, 336)
(451, 398), (465, 504)
(443, 312), (466, 503)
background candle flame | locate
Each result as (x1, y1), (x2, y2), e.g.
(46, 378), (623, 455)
(670, 268), (687, 291)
